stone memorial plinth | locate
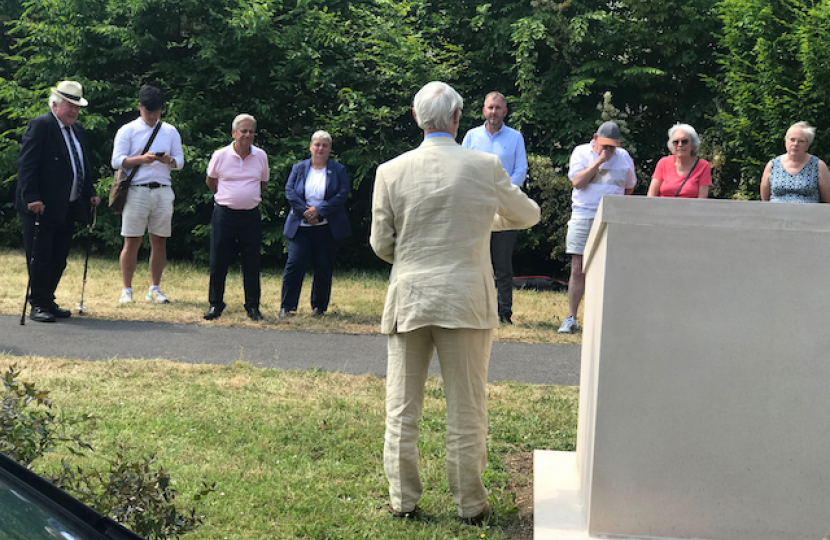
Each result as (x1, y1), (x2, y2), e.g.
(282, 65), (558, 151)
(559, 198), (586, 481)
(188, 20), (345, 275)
(535, 196), (830, 540)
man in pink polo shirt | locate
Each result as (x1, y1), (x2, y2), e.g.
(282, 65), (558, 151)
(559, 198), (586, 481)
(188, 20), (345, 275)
(203, 114), (269, 321)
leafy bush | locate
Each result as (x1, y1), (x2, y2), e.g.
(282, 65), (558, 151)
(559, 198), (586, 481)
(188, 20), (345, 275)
(1, 364), (213, 539)
(1, 364), (94, 466)
(53, 445), (215, 540)
(523, 154), (573, 275)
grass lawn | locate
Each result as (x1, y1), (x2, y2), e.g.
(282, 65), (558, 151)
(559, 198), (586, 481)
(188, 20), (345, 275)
(0, 248), (582, 343)
(3, 356), (579, 540)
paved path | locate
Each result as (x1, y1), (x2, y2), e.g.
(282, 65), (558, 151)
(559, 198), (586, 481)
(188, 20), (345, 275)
(0, 314), (581, 386)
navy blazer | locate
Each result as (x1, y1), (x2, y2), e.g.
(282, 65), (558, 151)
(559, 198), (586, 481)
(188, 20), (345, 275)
(15, 112), (95, 224)
(283, 158), (351, 241)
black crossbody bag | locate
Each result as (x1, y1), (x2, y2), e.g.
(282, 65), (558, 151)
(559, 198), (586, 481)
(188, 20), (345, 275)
(108, 122), (163, 213)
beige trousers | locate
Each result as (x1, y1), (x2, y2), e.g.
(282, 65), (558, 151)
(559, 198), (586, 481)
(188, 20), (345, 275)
(384, 326), (492, 518)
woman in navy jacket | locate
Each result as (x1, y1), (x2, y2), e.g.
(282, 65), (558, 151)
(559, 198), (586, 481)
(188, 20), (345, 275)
(280, 131), (351, 317)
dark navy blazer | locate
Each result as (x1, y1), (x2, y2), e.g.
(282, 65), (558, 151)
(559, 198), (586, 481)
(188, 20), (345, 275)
(283, 158), (351, 241)
(15, 112), (95, 224)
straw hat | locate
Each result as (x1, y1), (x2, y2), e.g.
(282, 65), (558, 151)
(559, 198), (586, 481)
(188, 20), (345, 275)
(50, 81), (88, 107)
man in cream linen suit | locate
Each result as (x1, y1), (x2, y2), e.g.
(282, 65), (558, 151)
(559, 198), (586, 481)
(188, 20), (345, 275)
(371, 81), (540, 524)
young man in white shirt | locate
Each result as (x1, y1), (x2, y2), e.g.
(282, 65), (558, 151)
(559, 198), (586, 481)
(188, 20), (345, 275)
(111, 85), (184, 304)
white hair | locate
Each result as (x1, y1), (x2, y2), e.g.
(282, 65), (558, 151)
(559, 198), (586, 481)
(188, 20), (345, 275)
(232, 114), (257, 131)
(786, 121), (815, 145)
(667, 123), (701, 155)
(48, 94), (63, 108)
(311, 130), (332, 144)
(412, 81), (463, 132)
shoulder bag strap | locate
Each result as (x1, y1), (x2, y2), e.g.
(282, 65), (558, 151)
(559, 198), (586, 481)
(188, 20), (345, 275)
(125, 121), (164, 183)
(674, 158), (700, 198)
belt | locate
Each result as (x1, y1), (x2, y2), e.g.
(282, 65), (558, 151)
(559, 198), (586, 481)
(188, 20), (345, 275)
(135, 182), (168, 189)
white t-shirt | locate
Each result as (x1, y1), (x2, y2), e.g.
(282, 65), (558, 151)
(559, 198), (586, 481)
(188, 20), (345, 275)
(568, 142), (637, 219)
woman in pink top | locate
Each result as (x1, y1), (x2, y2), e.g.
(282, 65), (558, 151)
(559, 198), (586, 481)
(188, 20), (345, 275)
(647, 123), (712, 199)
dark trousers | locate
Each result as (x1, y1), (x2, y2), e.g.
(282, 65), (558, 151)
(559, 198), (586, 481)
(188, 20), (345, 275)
(208, 205), (261, 311)
(20, 205), (77, 310)
(491, 230), (517, 318)
(281, 225), (340, 312)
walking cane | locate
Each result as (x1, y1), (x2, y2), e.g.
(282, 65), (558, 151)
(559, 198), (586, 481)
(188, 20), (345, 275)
(20, 214), (41, 326)
(76, 205), (97, 314)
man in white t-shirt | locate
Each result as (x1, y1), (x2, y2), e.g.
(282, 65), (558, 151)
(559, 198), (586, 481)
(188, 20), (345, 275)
(558, 121), (636, 334)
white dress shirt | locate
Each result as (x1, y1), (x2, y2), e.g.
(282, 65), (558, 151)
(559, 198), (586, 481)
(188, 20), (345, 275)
(111, 117), (184, 186)
(52, 112), (85, 201)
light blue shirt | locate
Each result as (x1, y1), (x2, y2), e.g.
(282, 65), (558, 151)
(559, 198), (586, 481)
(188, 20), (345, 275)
(462, 123), (528, 187)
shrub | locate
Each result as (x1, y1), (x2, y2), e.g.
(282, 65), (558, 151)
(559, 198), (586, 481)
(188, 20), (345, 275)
(53, 444), (216, 540)
(0, 364), (213, 539)
(0, 364), (94, 466)
(523, 154), (574, 275)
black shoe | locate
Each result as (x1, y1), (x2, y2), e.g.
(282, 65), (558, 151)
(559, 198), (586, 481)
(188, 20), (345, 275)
(499, 314), (512, 325)
(203, 306), (223, 320)
(50, 304), (72, 318)
(388, 504), (422, 521)
(30, 306), (56, 323)
(247, 307), (263, 321)
(278, 308), (290, 319)
(457, 502), (491, 526)
(311, 307), (324, 317)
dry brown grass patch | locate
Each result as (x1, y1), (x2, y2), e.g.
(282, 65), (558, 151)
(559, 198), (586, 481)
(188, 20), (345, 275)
(0, 248), (581, 343)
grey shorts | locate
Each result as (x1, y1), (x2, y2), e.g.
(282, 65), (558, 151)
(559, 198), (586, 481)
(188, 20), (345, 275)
(565, 218), (594, 255)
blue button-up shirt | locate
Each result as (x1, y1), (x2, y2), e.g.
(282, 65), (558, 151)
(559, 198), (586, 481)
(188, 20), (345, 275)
(462, 123), (528, 188)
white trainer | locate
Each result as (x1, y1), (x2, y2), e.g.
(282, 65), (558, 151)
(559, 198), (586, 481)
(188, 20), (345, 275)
(146, 289), (171, 304)
(119, 289), (133, 304)
(557, 315), (578, 334)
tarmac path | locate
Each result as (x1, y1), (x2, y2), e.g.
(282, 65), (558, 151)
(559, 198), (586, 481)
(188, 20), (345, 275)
(0, 314), (581, 386)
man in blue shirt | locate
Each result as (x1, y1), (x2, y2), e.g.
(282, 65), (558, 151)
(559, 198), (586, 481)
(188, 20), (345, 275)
(462, 92), (528, 325)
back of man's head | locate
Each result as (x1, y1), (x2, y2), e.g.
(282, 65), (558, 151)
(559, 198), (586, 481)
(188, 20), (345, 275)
(139, 85), (165, 111)
(413, 81), (463, 132)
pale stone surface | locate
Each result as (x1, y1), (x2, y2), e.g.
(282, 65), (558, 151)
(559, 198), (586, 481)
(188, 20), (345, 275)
(534, 450), (589, 540)
(536, 196), (830, 540)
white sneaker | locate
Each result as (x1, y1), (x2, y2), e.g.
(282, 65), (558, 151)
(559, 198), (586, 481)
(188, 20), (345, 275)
(146, 289), (171, 304)
(119, 289), (133, 304)
(557, 315), (577, 334)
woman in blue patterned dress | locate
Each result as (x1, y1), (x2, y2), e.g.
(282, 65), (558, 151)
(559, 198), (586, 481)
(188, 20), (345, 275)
(761, 121), (830, 203)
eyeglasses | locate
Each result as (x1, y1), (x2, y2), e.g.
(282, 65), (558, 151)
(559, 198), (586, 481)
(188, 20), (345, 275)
(671, 138), (690, 146)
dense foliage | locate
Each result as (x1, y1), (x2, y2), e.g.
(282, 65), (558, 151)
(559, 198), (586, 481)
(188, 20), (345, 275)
(0, 0), (823, 275)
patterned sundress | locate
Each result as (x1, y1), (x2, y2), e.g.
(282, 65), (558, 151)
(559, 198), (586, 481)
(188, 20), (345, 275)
(769, 155), (820, 203)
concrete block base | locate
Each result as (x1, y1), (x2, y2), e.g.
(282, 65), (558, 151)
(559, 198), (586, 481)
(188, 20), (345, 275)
(534, 450), (719, 540)
(534, 450), (588, 540)
(535, 197), (830, 540)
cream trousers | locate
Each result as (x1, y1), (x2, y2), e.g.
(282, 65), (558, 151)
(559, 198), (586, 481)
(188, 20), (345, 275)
(384, 326), (492, 518)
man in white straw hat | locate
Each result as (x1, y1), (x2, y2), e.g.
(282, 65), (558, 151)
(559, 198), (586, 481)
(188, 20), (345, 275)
(15, 80), (101, 323)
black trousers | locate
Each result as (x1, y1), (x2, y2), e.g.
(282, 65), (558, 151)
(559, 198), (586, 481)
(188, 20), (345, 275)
(280, 225), (340, 312)
(490, 230), (517, 318)
(20, 205), (77, 310)
(208, 205), (261, 311)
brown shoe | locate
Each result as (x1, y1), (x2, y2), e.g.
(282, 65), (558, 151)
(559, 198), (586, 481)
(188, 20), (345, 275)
(457, 502), (491, 526)
(388, 504), (422, 521)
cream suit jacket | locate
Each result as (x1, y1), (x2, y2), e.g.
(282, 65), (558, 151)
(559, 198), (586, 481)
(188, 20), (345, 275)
(371, 136), (541, 334)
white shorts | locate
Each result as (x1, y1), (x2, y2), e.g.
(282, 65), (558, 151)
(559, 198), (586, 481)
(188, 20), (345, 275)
(121, 185), (175, 237)
(565, 218), (594, 255)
